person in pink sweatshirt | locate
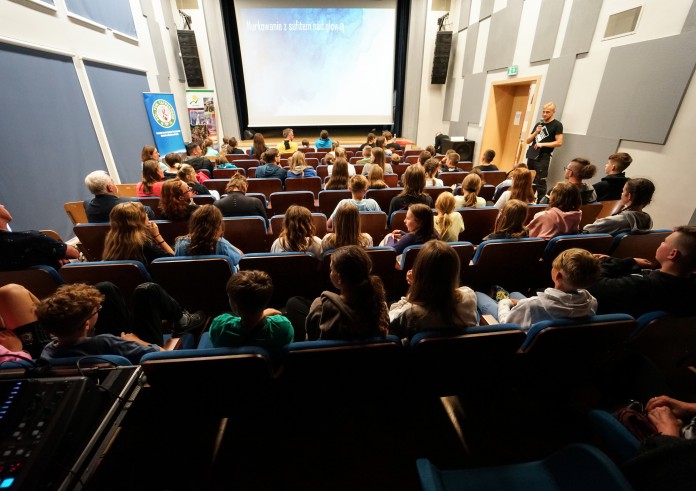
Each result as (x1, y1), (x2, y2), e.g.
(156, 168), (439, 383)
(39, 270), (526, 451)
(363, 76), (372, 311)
(528, 181), (582, 239)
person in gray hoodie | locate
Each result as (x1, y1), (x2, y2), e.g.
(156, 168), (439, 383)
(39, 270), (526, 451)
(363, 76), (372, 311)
(475, 248), (600, 331)
(583, 178), (654, 235)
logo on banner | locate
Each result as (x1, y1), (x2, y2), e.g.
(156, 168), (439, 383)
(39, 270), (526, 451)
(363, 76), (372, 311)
(152, 99), (176, 128)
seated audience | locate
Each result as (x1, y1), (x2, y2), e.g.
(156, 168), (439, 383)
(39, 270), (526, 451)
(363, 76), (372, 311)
(277, 128), (298, 154)
(325, 158), (350, 190)
(494, 168), (536, 208)
(419, 150), (433, 167)
(209, 271), (293, 355)
(388, 165), (434, 219)
(270, 205), (322, 255)
(201, 137), (218, 157)
(84, 170), (155, 222)
(183, 141), (214, 174)
(315, 129), (333, 149)
(213, 174), (267, 224)
(361, 147), (393, 176)
(594, 152), (632, 201)
(434, 193), (464, 242)
(646, 395), (696, 438)
(102, 201), (173, 267)
(493, 162), (528, 202)
(357, 146), (372, 165)
(583, 178), (655, 234)
(226, 136), (246, 155)
(137, 160), (165, 197)
(174, 205), (242, 269)
(542, 157), (596, 204)
(178, 164), (211, 196)
(251, 133), (268, 160)
(306, 246), (389, 340)
(383, 130), (401, 151)
(159, 179), (198, 221)
(455, 173), (486, 208)
(329, 152), (356, 177)
(359, 132), (377, 151)
(0, 329), (26, 363)
(255, 148), (287, 184)
(300, 138), (311, 148)
(367, 165), (388, 189)
(327, 175), (381, 228)
(528, 181), (582, 239)
(440, 151), (460, 172)
(483, 199), (529, 240)
(142, 145), (166, 173)
(382, 203), (439, 256)
(286, 151), (317, 178)
(476, 149), (498, 171)
(0, 283), (49, 359)
(322, 204), (373, 250)
(391, 153), (402, 165)
(163, 152), (182, 178)
(476, 248), (600, 330)
(215, 155), (236, 170)
(389, 240), (477, 338)
(424, 159), (443, 187)
(0, 203), (79, 271)
(588, 226), (696, 317)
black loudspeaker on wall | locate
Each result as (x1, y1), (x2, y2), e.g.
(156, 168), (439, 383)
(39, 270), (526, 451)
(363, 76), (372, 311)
(243, 130), (254, 140)
(177, 30), (204, 87)
(441, 139), (475, 162)
(431, 31), (452, 84)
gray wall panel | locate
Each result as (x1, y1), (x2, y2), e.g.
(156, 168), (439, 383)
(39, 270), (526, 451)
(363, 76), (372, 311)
(546, 134), (620, 189)
(587, 31), (696, 144)
(479, 0), (494, 21)
(140, 0), (170, 92)
(442, 32), (458, 121)
(457, 72), (487, 125)
(560, 0), (603, 56)
(461, 22), (478, 76)
(530, 0), (565, 63)
(457, 0), (471, 31)
(683, 0), (696, 33)
(537, 53), (575, 120)
(483, 0), (524, 72)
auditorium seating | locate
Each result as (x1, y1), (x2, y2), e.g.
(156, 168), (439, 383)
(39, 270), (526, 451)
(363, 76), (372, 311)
(457, 207), (499, 244)
(269, 213), (327, 241)
(212, 168), (245, 179)
(423, 186), (452, 203)
(246, 178), (284, 200)
(525, 204), (548, 225)
(222, 217), (268, 253)
(224, 154), (252, 162)
(542, 233), (614, 263)
(60, 260), (151, 304)
(383, 173), (399, 187)
(365, 187), (402, 213)
(317, 189), (352, 216)
(269, 191), (315, 215)
(73, 223), (109, 260)
(468, 238), (547, 292)
(480, 170), (507, 186)
(359, 211), (388, 244)
(609, 229), (671, 263)
(64, 201), (88, 225)
(225, 158), (259, 170)
(202, 179), (230, 196)
(579, 202), (604, 228)
(0, 265), (63, 299)
(284, 177), (322, 197)
(439, 171), (468, 187)
(114, 183), (137, 197)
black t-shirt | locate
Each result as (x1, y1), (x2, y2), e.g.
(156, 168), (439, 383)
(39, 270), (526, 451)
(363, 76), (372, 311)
(0, 230), (67, 271)
(529, 119), (563, 157)
(387, 194), (433, 220)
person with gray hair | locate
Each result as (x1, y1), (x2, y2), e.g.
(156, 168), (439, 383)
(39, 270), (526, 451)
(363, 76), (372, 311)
(83, 170), (154, 223)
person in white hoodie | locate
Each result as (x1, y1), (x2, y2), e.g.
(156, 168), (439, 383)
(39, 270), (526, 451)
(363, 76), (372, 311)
(528, 182), (582, 239)
(475, 248), (600, 331)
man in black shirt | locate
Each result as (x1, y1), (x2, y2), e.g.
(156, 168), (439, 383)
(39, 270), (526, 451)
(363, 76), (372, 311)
(525, 101), (563, 202)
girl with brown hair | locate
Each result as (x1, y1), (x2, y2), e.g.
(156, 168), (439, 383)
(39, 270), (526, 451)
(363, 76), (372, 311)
(455, 173), (486, 208)
(270, 205), (322, 256)
(250, 133), (268, 160)
(494, 168), (536, 208)
(321, 204), (373, 250)
(177, 164), (211, 196)
(528, 181), (582, 239)
(159, 179), (198, 221)
(361, 147), (393, 176)
(483, 199), (529, 240)
(137, 160), (165, 197)
(325, 158), (350, 190)
(174, 205), (241, 269)
(388, 165), (433, 218)
(367, 165), (388, 189)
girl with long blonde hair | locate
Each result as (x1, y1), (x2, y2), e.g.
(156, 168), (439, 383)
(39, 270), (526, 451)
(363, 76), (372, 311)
(434, 193), (464, 242)
(322, 204), (373, 250)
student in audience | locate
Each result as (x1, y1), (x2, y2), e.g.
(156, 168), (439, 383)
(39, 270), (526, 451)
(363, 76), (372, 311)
(494, 168), (536, 208)
(201, 137), (218, 157)
(440, 151), (460, 172)
(542, 157), (597, 204)
(419, 150), (432, 167)
(483, 199), (529, 240)
(645, 395), (696, 438)
(361, 147), (393, 176)
(359, 132), (376, 151)
(391, 153), (402, 165)
(476, 149), (498, 171)
(383, 130), (402, 151)
(384, 203), (439, 257)
(137, 160), (165, 197)
(325, 158), (350, 190)
(0, 203), (79, 271)
(37, 282), (204, 363)
(323, 151), (336, 167)
(0, 329), (26, 363)
(142, 145), (167, 173)
(251, 133), (268, 160)
(255, 148), (288, 184)
(306, 245), (389, 340)
(425, 145), (437, 157)
(493, 162), (528, 201)
(374, 136), (388, 154)
(357, 146), (372, 165)
(183, 142), (214, 174)
(103, 201), (174, 266)
(159, 179), (198, 221)
(434, 193), (464, 242)
(330, 148), (356, 176)
(213, 174), (267, 224)
(220, 136), (231, 155)
(226, 136), (246, 155)
(327, 175), (381, 228)
(594, 153), (632, 201)
(389, 240), (477, 338)
(270, 205), (322, 255)
(424, 159), (444, 187)
(178, 164), (211, 196)
(315, 129), (333, 149)
(588, 225), (696, 317)
(454, 173), (486, 208)
(0, 283), (49, 359)
(174, 205), (241, 269)
(214, 155), (236, 170)
(332, 140), (342, 153)
(301, 138), (310, 148)
(367, 166), (388, 189)
(528, 181), (582, 239)
(322, 204), (373, 250)
(84, 170), (155, 222)
(209, 271), (293, 355)
(286, 151), (317, 178)
(476, 248), (600, 330)
(583, 178), (655, 235)
(278, 128), (298, 154)
(163, 152), (182, 178)
(388, 165), (433, 218)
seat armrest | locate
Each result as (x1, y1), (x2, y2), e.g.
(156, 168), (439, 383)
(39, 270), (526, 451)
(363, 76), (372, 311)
(480, 314), (499, 326)
(163, 337), (183, 351)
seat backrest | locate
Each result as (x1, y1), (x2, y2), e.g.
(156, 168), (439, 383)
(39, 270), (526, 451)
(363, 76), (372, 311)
(284, 177), (322, 197)
(222, 216), (268, 253)
(389, 209), (409, 232)
(228, 159), (259, 170)
(114, 183), (137, 197)
(64, 201), (88, 225)
(137, 197), (162, 219)
(202, 178), (230, 195)
(317, 190), (352, 216)
(359, 211), (388, 245)
(392, 164), (410, 178)
(457, 207), (499, 245)
(543, 233), (614, 262)
(579, 202), (604, 228)
(480, 170), (507, 186)
(150, 255), (234, 315)
(525, 204), (548, 225)
(0, 265), (63, 299)
(439, 172), (468, 187)
(400, 241), (475, 271)
(247, 178), (284, 199)
(384, 174), (399, 187)
(405, 155), (419, 164)
(192, 195), (215, 205)
(60, 260), (151, 304)
(73, 223), (110, 261)
(470, 238), (547, 291)
(154, 220), (189, 246)
(225, 154), (252, 162)
(269, 213), (327, 241)
(597, 200), (622, 219)
(423, 186), (451, 204)
(212, 168), (245, 179)
(610, 230), (671, 262)
(456, 161), (473, 172)
(479, 184), (495, 202)
(630, 311), (696, 371)
(316, 164), (329, 178)
(269, 191), (315, 216)
(365, 187), (403, 213)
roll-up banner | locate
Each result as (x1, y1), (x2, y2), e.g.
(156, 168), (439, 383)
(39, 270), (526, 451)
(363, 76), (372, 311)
(143, 92), (186, 154)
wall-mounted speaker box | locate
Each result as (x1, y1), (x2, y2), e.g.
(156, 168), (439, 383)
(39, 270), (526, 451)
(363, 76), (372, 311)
(441, 139), (475, 161)
(177, 30), (204, 87)
(431, 31), (452, 84)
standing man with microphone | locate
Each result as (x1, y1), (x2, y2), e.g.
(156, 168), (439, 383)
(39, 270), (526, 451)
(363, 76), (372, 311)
(525, 101), (563, 202)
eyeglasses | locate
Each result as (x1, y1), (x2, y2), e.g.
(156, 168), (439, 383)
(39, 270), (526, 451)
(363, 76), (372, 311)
(93, 306), (102, 317)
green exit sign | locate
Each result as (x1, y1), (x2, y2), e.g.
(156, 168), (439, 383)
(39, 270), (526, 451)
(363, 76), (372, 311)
(507, 65), (518, 76)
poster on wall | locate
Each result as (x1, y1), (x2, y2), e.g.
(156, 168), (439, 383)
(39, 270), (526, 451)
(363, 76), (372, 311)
(186, 89), (218, 146)
(143, 92), (186, 154)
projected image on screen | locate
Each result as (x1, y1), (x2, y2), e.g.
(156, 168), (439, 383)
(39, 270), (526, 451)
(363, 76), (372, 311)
(234, 2), (396, 126)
